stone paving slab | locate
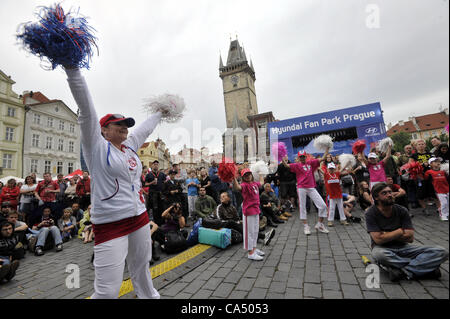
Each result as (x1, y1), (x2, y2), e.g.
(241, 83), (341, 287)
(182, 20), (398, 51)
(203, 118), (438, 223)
(1, 206), (448, 299)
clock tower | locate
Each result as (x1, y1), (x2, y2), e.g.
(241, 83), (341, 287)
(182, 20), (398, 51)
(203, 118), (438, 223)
(219, 39), (258, 129)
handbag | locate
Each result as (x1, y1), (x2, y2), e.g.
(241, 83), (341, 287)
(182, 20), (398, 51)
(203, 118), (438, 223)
(164, 230), (188, 254)
(341, 174), (354, 186)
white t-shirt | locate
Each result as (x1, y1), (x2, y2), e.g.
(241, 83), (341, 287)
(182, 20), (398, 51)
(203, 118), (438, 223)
(20, 184), (37, 203)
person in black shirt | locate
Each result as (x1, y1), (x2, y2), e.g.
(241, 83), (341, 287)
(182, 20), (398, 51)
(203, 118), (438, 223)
(145, 160), (166, 225)
(277, 161), (297, 208)
(365, 183), (448, 281)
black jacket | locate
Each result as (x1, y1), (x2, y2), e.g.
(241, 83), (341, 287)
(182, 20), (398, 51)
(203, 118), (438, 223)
(0, 221), (19, 257)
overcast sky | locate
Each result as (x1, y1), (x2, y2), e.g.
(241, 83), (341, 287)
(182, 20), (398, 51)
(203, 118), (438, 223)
(1, 0), (448, 154)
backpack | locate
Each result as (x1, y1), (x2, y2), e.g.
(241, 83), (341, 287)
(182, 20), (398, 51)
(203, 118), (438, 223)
(186, 218), (202, 247)
(202, 217), (224, 229)
(230, 229), (243, 245)
(164, 230), (188, 254)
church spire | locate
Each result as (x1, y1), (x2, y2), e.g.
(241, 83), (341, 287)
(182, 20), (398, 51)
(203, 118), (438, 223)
(219, 54), (224, 69)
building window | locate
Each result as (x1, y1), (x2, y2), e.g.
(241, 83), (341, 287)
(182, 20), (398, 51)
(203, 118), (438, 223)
(58, 139), (64, 151)
(32, 134), (40, 147)
(68, 141), (74, 153)
(31, 159), (38, 173)
(7, 107), (16, 117)
(423, 132), (430, 138)
(46, 136), (53, 149)
(59, 120), (65, 131)
(44, 160), (51, 173)
(68, 162), (74, 174)
(69, 123), (75, 133)
(47, 117), (54, 127)
(5, 127), (14, 141)
(2, 154), (13, 169)
(33, 113), (41, 124)
(57, 161), (63, 174)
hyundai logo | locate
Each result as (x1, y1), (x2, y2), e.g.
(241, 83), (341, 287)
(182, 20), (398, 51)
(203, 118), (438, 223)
(365, 127), (378, 134)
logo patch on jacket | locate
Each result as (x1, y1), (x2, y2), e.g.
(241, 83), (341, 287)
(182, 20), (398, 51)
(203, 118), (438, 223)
(128, 156), (137, 170)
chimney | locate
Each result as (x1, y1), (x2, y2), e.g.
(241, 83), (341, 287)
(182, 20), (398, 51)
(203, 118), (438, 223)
(444, 108), (449, 116)
(399, 120), (404, 126)
(387, 122), (392, 130)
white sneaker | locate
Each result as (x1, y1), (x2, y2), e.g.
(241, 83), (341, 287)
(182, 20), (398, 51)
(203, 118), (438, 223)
(441, 216), (449, 221)
(315, 222), (329, 234)
(304, 224), (311, 235)
(255, 249), (265, 256)
(248, 252), (264, 261)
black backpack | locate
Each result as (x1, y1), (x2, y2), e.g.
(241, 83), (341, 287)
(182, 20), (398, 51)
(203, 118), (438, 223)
(164, 230), (188, 254)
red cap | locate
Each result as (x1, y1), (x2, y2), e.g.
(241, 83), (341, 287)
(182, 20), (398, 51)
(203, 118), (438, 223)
(297, 150), (307, 157)
(240, 168), (252, 177)
(99, 114), (135, 128)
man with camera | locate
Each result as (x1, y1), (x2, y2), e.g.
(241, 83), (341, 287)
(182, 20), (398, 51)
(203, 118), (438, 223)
(31, 207), (63, 256)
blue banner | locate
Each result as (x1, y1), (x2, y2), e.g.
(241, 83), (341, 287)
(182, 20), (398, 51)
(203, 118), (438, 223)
(268, 102), (384, 140)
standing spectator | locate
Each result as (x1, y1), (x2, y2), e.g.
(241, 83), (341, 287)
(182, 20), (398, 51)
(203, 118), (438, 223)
(277, 159), (298, 209)
(186, 170), (200, 220)
(76, 170), (91, 210)
(281, 150), (330, 235)
(34, 173), (60, 223)
(399, 145), (414, 167)
(162, 170), (184, 213)
(0, 221), (20, 283)
(58, 207), (78, 242)
(353, 153), (370, 186)
(383, 148), (400, 185)
(430, 137), (442, 154)
(0, 182), (3, 194)
(366, 182), (448, 281)
(19, 176), (37, 225)
(199, 168), (216, 201)
(424, 158), (449, 221)
(0, 179), (20, 212)
(193, 187), (217, 219)
(434, 143), (449, 163)
(64, 177), (78, 207)
(56, 174), (67, 216)
(145, 160), (166, 225)
(362, 144), (392, 190)
(32, 207), (63, 256)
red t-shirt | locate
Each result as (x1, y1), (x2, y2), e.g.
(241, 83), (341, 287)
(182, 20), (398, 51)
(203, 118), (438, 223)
(324, 171), (343, 199)
(35, 180), (60, 202)
(241, 181), (261, 216)
(424, 170), (449, 194)
(76, 178), (91, 196)
(0, 186), (20, 204)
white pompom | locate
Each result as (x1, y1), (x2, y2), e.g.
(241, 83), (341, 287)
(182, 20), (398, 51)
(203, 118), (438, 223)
(249, 160), (269, 181)
(313, 135), (333, 152)
(378, 137), (394, 153)
(441, 162), (449, 175)
(338, 154), (356, 169)
(268, 162), (278, 174)
(144, 93), (186, 123)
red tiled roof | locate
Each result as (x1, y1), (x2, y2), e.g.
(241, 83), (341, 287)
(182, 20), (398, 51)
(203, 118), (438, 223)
(387, 111), (449, 136)
(23, 91), (52, 104)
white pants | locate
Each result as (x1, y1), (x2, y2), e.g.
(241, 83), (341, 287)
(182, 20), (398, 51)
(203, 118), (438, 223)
(188, 195), (197, 217)
(437, 193), (449, 218)
(327, 198), (347, 221)
(243, 214), (259, 251)
(91, 223), (160, 299)
(297, 188), (328, 220)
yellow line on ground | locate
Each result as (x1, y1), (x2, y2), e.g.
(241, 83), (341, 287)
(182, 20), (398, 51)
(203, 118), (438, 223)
(86, 244), (211, 299)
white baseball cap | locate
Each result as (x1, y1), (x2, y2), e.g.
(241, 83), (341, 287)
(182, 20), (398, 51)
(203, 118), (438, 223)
(327, 163), (336, 169)
(368, 153), (378, 159)
(428, 157), (442, 165)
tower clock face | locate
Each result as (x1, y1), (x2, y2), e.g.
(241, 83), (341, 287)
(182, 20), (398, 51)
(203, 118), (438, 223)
(231, 75), (239, 85)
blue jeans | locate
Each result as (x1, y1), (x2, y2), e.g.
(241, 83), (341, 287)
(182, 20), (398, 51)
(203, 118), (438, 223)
(0, 256), (10, 266)
(36, 226), (63, 247)
(372, 244), (449, 277)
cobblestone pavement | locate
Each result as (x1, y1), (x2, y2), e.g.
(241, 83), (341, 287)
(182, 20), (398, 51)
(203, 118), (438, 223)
(0, 206), (448, 299)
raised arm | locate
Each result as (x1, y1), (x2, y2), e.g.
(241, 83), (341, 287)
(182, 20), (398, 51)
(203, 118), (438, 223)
(382, 145), (392, 164)
(232, 177), (242, 192)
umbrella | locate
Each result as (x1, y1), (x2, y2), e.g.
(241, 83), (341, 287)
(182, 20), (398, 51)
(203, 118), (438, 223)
(64, 169), (84, 179)
(0, 176), (25, 184)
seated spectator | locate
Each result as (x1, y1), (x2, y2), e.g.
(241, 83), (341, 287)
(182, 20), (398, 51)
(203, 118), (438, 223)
(386, 175), (409, 212)
(358, 181), (374, 212)
(0, 179), (20, 212)
(32, 207), (63, 256)
(216, 192), (275, 246)
(366, 182), (449, 281)
(342, 193), (361, 223)
(193, 187), (217, 219)
(71, 202), (84, 227)
(6, 211), (29, 249)
(58, 208), (77, 242)
(260, 184), (289, 226)
(152, 203), (188, 251)
(0, 221), (21, 283)
(78, 205), (94, 243)
(0, 203), (11, 223)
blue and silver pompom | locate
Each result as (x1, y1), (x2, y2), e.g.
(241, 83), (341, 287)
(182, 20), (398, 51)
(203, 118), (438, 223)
(17, 3), (98, 69)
